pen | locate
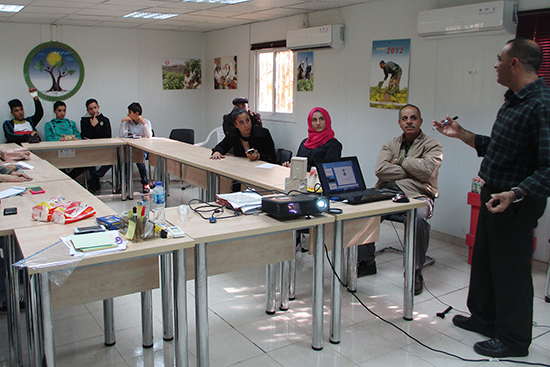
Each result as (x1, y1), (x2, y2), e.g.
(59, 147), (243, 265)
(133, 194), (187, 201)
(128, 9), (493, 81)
(433, 116), (458, 130)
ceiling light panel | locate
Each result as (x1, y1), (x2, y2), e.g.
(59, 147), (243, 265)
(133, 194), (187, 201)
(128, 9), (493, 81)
(0, 4), (24, 12)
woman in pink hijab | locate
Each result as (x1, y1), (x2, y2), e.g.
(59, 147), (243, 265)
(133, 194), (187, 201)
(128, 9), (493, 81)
(294, 107), (342, 170)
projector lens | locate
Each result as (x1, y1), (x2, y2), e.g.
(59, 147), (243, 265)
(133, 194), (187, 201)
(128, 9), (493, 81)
(316, 197), (329, 212)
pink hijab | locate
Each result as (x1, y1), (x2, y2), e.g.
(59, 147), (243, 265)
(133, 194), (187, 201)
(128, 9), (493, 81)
(304, 107), (335, 149)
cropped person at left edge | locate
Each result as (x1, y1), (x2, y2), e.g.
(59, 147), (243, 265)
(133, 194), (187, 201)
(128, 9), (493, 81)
(3, 87), (43, 144)
(211, 108), (276, 163)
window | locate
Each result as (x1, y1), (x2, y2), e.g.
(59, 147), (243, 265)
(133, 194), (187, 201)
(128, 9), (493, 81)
(516, 8), (550, 86)
(257, 49), (294, 115)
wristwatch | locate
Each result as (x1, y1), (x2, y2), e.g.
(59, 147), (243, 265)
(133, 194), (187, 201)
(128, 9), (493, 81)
(511, 187), (523, 203)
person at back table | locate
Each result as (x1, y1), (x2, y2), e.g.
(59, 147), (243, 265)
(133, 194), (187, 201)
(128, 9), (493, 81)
(211, 108), (276, 163)
(44, 101), (90, 180)
(357, 104), (443, 297)
(222, 97), (262, 135)
(119, 102), (153, 193)
(282, 107), (342, 170)
(3, 87), (43, 144)
(81, 98), (112, 193)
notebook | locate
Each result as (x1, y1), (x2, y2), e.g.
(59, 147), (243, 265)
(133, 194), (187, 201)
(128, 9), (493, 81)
(315, 156), (396, 205)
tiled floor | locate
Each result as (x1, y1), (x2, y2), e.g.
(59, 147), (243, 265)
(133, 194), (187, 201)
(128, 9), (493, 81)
(1, 179), (549, 366)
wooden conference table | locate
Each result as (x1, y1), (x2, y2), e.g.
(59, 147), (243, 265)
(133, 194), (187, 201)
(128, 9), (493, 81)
(6, 137), (425, 366)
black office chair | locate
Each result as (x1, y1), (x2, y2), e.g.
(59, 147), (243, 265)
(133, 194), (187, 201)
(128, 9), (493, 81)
(169, 129), (195, 145)
(169, 128), (195, 190)
(276, 148), (293, 165)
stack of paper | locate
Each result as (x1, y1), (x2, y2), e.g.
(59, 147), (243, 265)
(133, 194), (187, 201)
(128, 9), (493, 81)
(215, 191), (263, 214)
(69, 232), (119, 252)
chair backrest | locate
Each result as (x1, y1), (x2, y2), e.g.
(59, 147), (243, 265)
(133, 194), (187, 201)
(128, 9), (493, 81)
(276, 148), (293, 165)
(195, 126), (225, 147)
(169, 128), (195, 144)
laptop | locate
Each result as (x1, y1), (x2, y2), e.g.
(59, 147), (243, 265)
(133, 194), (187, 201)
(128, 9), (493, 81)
(315, 156), (397, 205)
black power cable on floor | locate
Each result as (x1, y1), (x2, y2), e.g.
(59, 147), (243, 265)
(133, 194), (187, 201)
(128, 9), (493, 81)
(323, 244), (550, 367)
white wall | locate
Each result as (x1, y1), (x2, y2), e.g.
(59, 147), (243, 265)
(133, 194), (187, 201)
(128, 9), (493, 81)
(0, 24), (205, 141)
(203, 0), (550, 260)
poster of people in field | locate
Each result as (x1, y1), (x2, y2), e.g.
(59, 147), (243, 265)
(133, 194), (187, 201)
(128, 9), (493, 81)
(24, 42), (84, 101)
(296, 51), (313, 92)
(370, 39), (410, 109)
(162, 58), (202, 90)
(214, 56), (237, 89)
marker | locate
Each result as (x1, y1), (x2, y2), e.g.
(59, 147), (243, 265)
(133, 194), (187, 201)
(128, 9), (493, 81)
(433, 116), (458, 130)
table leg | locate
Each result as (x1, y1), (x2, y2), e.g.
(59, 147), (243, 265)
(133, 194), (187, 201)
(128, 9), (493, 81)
(173, 249), (188, 367)
(279, 261), (290, 311)
(141, 290), (153, 348)
(342, 247), (349, 287)
(118, 146), (126, 200)
(25, 270), (41, 367)
(289, 230), (297, 301)
(206, 172), (219, 202)
(312, 223), (325, 351)
(347, 245), (358, 292)
(161, 253), (174, 341)
(330, 220), (343, 344)
(4, 234), (21, 366)
(127, 145), (134, 200)
(103, 299), (116, 346)
(41, 273), (55, 367)
(403, 208), (417, 321)
(195, 242), (209, 367)
(266, 264), (276, 315)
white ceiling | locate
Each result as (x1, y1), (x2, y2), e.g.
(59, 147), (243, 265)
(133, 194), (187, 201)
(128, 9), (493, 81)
(0, 0), (370, 32)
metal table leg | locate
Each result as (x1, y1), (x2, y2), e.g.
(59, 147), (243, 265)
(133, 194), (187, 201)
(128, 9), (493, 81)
(403, 208), (417, 321)
(206, 172), (219, 202)
(41, 273), (55, 367)
(4, 234), (21, 366)
(103, 299), (116, 346)
(266, 264), (276, 315)
(161, 253), (174, 341)
(173, 249), (188, 367)
(342, 247), (349, 287)
(195, 242), (209, 367)
(312, 223), (325, 351)
(289, 230), (297, 301)
(118, 146), (126, 200)
(127, 145), (134, 200)
(25, 270), (42, 367)
(279, 261), (290, 311)
(347, 245), (358, 292)
(141, 290), (153, 347)
(330, 220), (343, 344)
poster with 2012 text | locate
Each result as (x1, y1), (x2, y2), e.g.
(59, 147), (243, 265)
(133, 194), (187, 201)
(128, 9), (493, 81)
(370, 39), (410, 110)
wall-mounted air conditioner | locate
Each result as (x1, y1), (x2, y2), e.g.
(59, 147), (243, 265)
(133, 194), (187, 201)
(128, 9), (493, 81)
(417, 0), (517, 39)
(286, 24), (344, 50)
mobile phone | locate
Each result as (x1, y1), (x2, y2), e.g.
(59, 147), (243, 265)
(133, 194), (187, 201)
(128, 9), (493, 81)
(29, 186), (45, 195)
(246, 148), (255, 154)
(3, 207), (17, 216)
(74, 225), (106, 235)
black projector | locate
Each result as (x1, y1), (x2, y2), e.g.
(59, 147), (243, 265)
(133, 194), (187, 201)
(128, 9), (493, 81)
(262, 194), (329, 219)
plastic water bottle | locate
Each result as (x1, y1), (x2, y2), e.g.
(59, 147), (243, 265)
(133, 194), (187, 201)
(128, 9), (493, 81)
(151, 181), (166, 225)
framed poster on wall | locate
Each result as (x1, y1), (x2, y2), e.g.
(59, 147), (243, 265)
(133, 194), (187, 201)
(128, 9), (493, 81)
(24, 42), (84, 102)
(370, 39), (410, 110)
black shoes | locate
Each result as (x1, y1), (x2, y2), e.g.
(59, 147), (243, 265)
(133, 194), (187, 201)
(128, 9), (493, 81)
(414, 273), (423, 295)
(473, 338), (528, 358)
(87, 176), (101, 193)
(357, 261), (377, 277)
(452, 315), (496, 338)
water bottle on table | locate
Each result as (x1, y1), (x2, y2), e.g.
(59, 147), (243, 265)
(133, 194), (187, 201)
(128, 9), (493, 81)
(151, 181), (166, 225)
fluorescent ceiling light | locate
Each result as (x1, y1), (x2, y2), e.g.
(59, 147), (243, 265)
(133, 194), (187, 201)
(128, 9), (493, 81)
(183, 0), (250, 4)
(0, 4), (24, 12)
(124, 11), (178, 20)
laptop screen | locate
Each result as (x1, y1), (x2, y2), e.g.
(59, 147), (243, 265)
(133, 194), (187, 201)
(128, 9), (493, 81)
(316, 157), (366, 194)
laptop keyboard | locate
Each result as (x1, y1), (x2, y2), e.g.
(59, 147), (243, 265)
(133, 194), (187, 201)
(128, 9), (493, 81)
(335, 188), (392, 200)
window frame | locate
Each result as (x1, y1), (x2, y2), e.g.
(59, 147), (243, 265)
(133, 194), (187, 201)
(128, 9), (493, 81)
(255, 47), (295, 123)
